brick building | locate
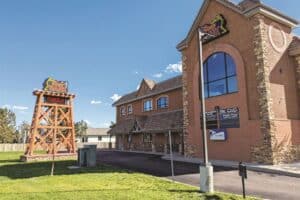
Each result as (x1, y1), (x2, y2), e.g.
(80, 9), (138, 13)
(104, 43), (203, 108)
(110, 0), (300, 164)
(109, 76), (184, 155)
(177, 0), (300, 164)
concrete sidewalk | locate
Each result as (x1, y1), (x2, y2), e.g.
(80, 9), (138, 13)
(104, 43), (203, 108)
(162, 154), (300, 178)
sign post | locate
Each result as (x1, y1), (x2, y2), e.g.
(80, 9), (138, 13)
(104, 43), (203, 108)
(238, 162), (248, 199)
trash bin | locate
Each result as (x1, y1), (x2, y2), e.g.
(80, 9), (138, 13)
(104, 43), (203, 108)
(84, 145), (97, 167)
(78, 147), (89, 167)
(78, 145), (97, 167)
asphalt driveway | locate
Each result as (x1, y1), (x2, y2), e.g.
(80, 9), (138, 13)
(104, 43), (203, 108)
(97, 151), (300, 200)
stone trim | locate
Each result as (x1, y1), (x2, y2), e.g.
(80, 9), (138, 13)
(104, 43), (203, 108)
(251, 15), (278, 164)
(295, 56), (300, 94)
(181, 55), (191, 157)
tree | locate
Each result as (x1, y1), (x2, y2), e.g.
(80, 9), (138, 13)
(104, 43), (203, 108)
(109, 121), (116, 128)
(0, 108), (17, 143)
(19, 121), (31, 143)
(75, 120), (88, 137)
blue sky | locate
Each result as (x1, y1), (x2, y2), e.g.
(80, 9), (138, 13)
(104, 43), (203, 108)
(0, 0), (299, 128)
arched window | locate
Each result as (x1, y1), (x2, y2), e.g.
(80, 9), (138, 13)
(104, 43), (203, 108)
(157, 96), (169, 109)
(202, 52), (238, 98)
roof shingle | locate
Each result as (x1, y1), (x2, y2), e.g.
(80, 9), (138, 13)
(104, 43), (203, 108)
(108, 110), (183, 135)
(113, 75), (182, 106)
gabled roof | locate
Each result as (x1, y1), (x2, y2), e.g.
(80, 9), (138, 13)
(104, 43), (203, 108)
(177, 0), (299, 51)
(86, 128), (110, 136)
(113, 75), (182, 107)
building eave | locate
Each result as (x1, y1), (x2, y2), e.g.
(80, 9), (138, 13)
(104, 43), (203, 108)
(243, 6), (299, 28)
(113, 85), (182, 107)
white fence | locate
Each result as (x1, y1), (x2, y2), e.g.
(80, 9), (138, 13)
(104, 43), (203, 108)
(0, 142), (115, 152)
(0, 144), (26, 152)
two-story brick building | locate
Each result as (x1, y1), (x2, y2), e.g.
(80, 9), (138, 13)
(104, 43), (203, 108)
(110, 0), (300, 164)
(109, 76), (184, 155)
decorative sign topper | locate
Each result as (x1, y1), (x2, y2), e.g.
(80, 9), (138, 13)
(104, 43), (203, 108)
(200, 14), (229, 44)
(43, 77), (68, 93)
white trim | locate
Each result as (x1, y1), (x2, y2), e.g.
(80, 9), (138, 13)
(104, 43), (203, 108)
(268, 23), (287, 53)
(244, 7), (298, 28)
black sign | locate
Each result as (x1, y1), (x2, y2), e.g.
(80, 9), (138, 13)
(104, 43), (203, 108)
(205, 111), (218, 129)
(219, 107), (240, 128)
(201, 107), (240, 129)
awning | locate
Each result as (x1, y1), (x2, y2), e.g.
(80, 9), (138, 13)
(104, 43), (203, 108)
(108, 110), (183, 135)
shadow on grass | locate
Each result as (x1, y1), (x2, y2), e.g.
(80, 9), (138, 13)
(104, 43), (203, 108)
(169, 189), (233, 200)
(0, 160), (131, 179)
(0, 159), (20, 164)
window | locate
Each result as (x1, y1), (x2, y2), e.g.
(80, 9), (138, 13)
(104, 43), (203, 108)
(143, 100), (153, 112)
(157, 96), (169, 109)
(143, 133), (152, 143)
(128, 105), (133, 114)
(120, 106), (126, 116)
(202, 52), (238, 98)
(98, 136), (102, 141)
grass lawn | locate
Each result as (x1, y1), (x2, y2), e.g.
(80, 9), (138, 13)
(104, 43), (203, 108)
(0, 152), (257, 200)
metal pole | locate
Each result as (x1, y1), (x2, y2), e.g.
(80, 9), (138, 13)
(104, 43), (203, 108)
(242, 176), (246, 199)
(198, 28), (208, 166)
(169, 130), (174, 180)
(198, 28), (214, 193)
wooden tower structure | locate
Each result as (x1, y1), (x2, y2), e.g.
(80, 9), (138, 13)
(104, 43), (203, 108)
(21, 78), (77, 162)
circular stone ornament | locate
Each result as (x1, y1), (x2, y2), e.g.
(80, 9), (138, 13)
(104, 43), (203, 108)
(268, 23), (287, 53)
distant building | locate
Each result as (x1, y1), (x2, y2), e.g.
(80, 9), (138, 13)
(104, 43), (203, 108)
(77, 128), (115, 146)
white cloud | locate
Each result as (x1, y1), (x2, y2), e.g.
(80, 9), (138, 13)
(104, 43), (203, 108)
(165, 61), (182, 73)
(2, 105), (29, 110)
(153, 73), (163, 78)
(136, 84), (140, 90)
(13, 106), (29, 110)
(110, 94), (122, 102)
(90, 100), (102, 105)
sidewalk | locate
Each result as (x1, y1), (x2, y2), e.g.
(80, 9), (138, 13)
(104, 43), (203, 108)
(162, 154), (300, 178)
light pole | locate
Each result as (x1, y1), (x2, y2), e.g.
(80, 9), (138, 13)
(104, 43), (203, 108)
(198, 28), (214, 193)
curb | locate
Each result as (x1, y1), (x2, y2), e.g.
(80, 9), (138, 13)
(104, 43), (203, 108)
(161, 156), (300, 178)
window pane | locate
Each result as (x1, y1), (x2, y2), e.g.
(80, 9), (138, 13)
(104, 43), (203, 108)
(158, 97), (168, 109)
(203, 62), (207, 83)
(204, 83), (208, 98)
(208, 79), (226, 97)
(207, 53), (226, 81)
(226, 54), (236, 76)
(228, 76), (238, 93)
(144, 100), (152, 111)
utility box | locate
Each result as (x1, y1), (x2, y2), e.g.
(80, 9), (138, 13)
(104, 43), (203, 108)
(78, 145), (97, 167)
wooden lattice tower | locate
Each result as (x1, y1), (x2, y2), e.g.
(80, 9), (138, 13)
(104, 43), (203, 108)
(22, 78), (77, 161)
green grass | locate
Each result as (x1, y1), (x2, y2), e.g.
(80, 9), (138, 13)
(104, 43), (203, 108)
(0, 152), (257, 200)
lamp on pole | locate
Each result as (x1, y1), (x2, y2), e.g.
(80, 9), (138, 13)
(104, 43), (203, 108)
(198, 28), (214, 193)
